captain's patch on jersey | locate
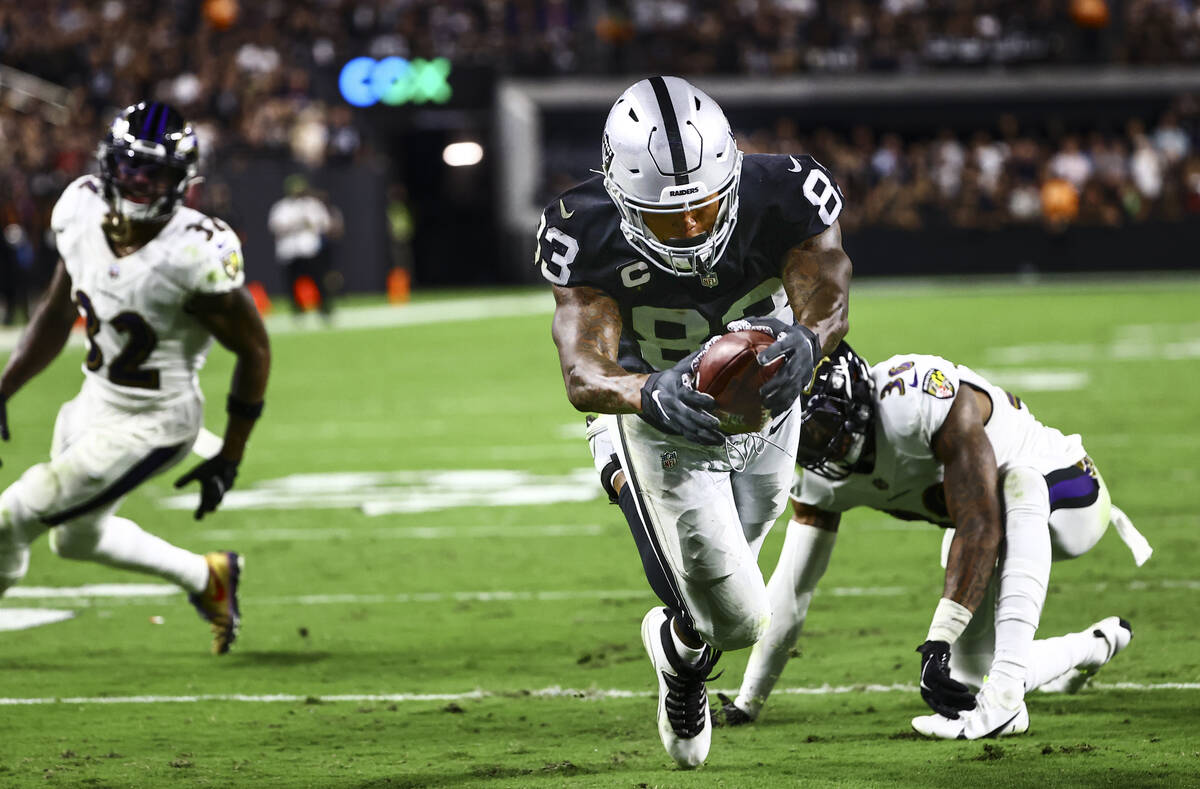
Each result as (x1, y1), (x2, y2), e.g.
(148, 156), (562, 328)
(922, 368), (955, 399)
(220, 249), (243, 280)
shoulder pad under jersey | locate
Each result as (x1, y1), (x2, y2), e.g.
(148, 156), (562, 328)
(534, 175), (626, 291)
(168, 208), (246, 295)
(51, 175), (104, 237)
(739, 153), (845, 251)
(871, 353), (962, 456)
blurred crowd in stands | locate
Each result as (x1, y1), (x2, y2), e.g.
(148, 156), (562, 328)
(735, 97), (1200, 233)
(2, 0), (1200, 316)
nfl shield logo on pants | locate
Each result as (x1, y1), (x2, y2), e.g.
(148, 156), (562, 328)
(661, 451), (678, 470)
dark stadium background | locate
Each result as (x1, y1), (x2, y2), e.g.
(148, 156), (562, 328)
(2, 0), (1199, 314)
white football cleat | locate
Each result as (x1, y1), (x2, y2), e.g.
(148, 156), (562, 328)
(641, 607), (719, 769)
(1038, 616), (1133, 694)
(912, 681), (1029, 740)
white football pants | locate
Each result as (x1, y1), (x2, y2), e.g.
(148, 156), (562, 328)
(600, 406), (801, 653)
(0, 382), (209, 595)
(949, 459), (1115, 690)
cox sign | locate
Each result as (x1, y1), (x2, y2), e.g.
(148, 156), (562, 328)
(338, 57), (452, 107)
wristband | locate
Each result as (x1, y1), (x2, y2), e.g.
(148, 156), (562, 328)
(925, 597), (972, 645)
(226, 394), (264, 421)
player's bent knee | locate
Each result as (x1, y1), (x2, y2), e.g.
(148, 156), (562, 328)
(1002, 465), (1050, 519)
(698, 592), (771, 652)
(708, 610), (771, 652)
(0, 519), (32, 592)
(3, 464), (63, 525)
(1049, 485), (1111, 560)
(48, 521), (104, 560)
(0, 549), (30, 593)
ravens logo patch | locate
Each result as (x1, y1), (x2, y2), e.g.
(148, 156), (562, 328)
(220, 249), (243, 280)
(922, 368), (955, 399)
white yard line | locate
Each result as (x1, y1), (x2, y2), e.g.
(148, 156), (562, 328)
(7, 584), (180, 599)
(261, 292), (555, 335)
(1, 681), (1196, 706)
(0, 608), (75, 632)
(193, 524), (607, 541)
(973, 368), (1089, 392)
(0, 292), (556, 354)
(6, 578), (1199, 608)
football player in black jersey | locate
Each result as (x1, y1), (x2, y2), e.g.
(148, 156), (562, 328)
(539, 76), (852, 768)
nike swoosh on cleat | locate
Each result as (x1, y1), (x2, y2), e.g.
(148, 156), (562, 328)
(979, 710), (1022, 739)
(788, 155), (804, 172)
(559, 199), (574, 219)
(212, 576), (227, 603)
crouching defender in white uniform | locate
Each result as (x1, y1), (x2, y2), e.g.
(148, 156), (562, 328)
(0, 102), (271, 655)
(545, 76), (855, 767)
(718, 343), (1151, 738)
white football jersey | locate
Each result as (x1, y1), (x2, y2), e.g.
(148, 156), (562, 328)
(793, 353), (1086, 525)
(51, 175), (245, 406)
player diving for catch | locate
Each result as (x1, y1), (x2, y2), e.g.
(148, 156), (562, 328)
(542, 76), (854, 767)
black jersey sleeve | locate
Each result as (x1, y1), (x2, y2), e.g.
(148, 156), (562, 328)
(744, 154), (845, 259)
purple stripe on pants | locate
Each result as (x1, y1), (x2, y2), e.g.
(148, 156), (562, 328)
(1048, 471), (1097, 509)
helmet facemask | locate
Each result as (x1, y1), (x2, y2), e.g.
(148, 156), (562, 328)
(100, 147), (191, 222)
(604, 149), (742, 280)
(796, 344), (874, 480)
(97, 102), (199, 225)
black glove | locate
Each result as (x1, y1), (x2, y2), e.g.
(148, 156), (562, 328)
(174, 455), (239, 520)
(916, 640), (977, 718)
(715, 692), (754, 727)
(746, 317), (821, 417)
(640, 350), (725, 446)
(0, 393), (9, 468)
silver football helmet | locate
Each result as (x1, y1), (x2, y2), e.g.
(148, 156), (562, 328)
(601, 76), (742, 280)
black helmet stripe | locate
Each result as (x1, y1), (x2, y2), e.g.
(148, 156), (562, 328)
(140, 102), (158, 139)
(154, 102), (170, 141)
(648, 76), (689, 185)
(139, 102), (171, 143)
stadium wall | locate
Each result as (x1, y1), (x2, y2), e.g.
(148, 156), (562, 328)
(216, 159), (389, 296)
(844, 222), (1200, 277)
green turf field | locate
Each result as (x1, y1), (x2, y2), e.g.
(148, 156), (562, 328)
(1, 276), (1198, 787)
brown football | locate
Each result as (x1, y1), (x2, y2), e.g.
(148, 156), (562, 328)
(694, 329), (782, 435)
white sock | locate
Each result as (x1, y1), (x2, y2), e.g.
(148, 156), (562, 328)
(990, 467), (1051, 696)
(1027, 628), (1105, 690)
(670, 620), (706, 666)
(736, 520), (836, 717)
(52, 516), (210, 594)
